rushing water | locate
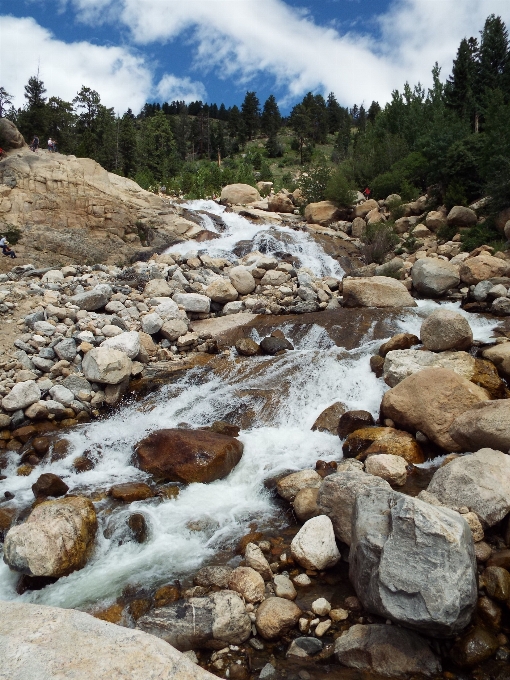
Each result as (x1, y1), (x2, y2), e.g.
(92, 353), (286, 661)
(0, 203), (502, 610)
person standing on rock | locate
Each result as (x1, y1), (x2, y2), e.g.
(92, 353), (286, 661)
(30, 135), (39, 152)
(363, 186), (371, 199)
(0, 236), (16, 258)
(47, 137), (54, 152)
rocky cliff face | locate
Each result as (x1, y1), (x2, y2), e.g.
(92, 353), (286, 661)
(0, 121), (203, 269)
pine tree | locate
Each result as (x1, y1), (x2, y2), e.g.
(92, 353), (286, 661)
(260, 95), (281, 137)
(46, 97), (76, 153)
(0, 88), (13, 118)
(227, 105), (246, 151)
(73, 86), (101, 129)
(477, 15), (509, 93)
(326, 92), (342, 133)
(24, 75), (46, 108)
(367, 101), (381, 124)
(118, 109), (138, 176)
(241, 92), (260, 140)
(17, 74), (48, 139)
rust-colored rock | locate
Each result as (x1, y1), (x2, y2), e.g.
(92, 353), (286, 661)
(379, 333), (420, 358)
(109, 482), (154, 502)
(381, 368), (489, 451)
(343, 427), (424, 464)
(154, 584), (181, 607)
(135, 429), (243, 483)
(210, 421), (240, 437)
(337, 410), (375, 439)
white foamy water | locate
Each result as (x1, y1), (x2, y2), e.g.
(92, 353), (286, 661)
(0, 205), (503, 609)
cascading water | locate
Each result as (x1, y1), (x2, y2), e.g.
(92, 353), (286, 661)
(0, 202), (502, 612)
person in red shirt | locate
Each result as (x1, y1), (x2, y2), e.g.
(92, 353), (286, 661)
(363, 186), (371, 199)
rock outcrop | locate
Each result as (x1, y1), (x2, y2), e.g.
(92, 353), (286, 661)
(342, 277), (416, 308)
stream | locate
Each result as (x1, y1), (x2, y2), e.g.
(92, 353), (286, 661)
(0, 202), (502, 618)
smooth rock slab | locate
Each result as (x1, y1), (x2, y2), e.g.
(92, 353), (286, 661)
(349, 486), (477, 636)
(3, 496), (97, 578)
(137, 590), (251, 651)
(427, 448), (510, 527)
(335, 624), (441, 678)
(0, 601), (217, 680)
(290, 515), (340, 570)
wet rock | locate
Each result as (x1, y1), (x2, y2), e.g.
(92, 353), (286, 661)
(451, 626), (499, 668)
(228, 566), (265, 603)
(475, 541), (493, 562)
(194, 566), (233, 589)
(290, 515), (340, 570)
(318, 469), (390, 545)
(483, 343), (510, 380)
(342, 276), (416, 308)
(0, 601), (216, 680)
(235, 338), (260, 356)
(273, 574), (297, 600)
(477, 596), (502, 630)
(365, 454), (407, 486)
(259, 335), (293, 355)
(0, 507), (16, 539)
(293, 487), (320, 522)
(343, 426), (424, 464)
(82, 347), (132, 385)
(275, 469), (321, 502)
(3, 496), (97, 577)
(337, 410), (375, 438)
(154, 584), (181, 607)
(427, 449), (510, 527)
(135, 429), (243, 484)
(102, 331), (141, 359)
(483, 566), (510, 601)
(370, 355), (385, 377)
(335, 624), (441, 678)
(379, 333), (420, 357)
(32, 473), (69, 499)
(244, 543), (272, 580)
(311, 402), (346, 434)
(210, 421), (240, 437)
(411, 258), (460, 296)
(70, 284), (112, 311)
(255, 597), (302, 640)
(137, 590), (251, 651)
(381, 367), (489, 451)
(259, 663), (277, 679)
(2, 380), (41, 412)
(449, 400), (510, 453)
(287, 636), (323, 658)
(127, 513), (148, 543)
(488, 549), (510, 570)
(420, 309), (473, 351)
(349, 486), (477, 636)
(109, 482), (154, 503)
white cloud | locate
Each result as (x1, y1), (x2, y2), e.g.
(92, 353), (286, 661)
(6, 0), (510, 111)
(156, 74), (207, 103)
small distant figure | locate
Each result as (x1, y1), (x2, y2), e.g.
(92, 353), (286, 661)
(0, 148), (4, 160)
(0, 236), (16, 259)
(363, 186), (371, 199)
(30, 135), (39, 152)
(47, 137), (55, 152)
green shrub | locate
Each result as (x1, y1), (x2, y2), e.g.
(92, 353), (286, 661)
(386, 197), (405, 221)
(298, 163), (331, 204)
(444, 181), (468, 211)
(460, 218), (506, 252)
(436, 222), (458, 243)
(0, 224), (22, 245)
(361, 222), (399, 264)
(324, 169), (356, 207)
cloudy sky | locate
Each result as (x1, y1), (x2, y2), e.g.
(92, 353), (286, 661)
(1, 0), (510, 115)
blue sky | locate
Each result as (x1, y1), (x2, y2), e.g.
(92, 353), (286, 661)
(2, 0), (510, 115)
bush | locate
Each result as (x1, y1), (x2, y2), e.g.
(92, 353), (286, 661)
(386, 197), (405, 221)
(361, 222), (399, 264)
(298, 163), (331, 204)
(460, 218), (507, 252)
(324, 169), (356, 207)
(0, 224), (21, 245)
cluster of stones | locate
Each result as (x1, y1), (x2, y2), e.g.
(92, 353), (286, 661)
(0, 250), (342, 436)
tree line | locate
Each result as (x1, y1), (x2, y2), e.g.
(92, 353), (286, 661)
(0, 13), (509, 225)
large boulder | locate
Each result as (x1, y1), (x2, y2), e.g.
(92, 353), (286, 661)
(447, 205), (477, 228)
(342, 426), (424, 464)
(220, 184), (260, 205)
(425, 210), (447, 232)
(411, 258), (460, 296)
(276, 469), (322, 502)
(0, 118), (26, 150)
(427, 449), (510, 527)
(420, 309), (472, 351)
(304, 201), (342, 226)
(0, 601), (216, 680)
(70, 284), (112, 311)
(3, 497), (97, 578)
(460, 252), (510, 284)
(135, 428), (243, 483)
(101, 331), (141, 359)
(449, 400), (510, 452)
(383, 348), (506, 397)
(311, 401), (346, 434)
(317, 470), (390, 545)
(353, 199), (379, 219)
(381, 368), (489, 451)
(229, 266), (256, 295)
(350, 486), (477, 636)
(290, 515), (340, 570)
(335, 624), (441, 678)
(482, 343), (510, 380)
(82, 347), (132, 385)
(137, 590), (251, 651)
(268, 193), (294, 213)
(1, 380), (41, 412)
(342, 277), (416, 308)
(205, 279), (238, 303)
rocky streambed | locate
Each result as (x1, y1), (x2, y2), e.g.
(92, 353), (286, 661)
(0, 201), (510, 680)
